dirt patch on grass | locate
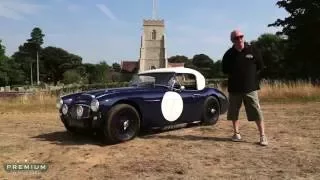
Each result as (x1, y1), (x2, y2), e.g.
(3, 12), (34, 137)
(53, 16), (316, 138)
(0, 102), (320, 179)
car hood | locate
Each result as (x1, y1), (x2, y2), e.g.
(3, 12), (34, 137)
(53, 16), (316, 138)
(82, 87), (139, 97)
(63, 86), (166, 99)
(61, 85), (170, 104)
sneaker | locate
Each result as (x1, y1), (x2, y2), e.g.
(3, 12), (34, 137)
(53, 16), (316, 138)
(260, 135), (268, 146)
(231, 133), (242, 142)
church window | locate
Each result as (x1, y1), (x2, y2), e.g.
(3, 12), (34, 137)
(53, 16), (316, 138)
(152, 30), (156, 40)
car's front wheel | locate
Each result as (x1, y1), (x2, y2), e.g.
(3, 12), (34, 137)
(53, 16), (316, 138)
(61, 118), (79, 134)
(102, 104), (140, 144)
(201, 96), (220, 125)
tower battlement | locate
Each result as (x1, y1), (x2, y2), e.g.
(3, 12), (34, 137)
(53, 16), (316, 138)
(143, 19), (164, 26)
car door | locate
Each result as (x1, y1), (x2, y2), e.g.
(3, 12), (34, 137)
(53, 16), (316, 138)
(139, 72), (181, 127)
(175, 73), (204, 123)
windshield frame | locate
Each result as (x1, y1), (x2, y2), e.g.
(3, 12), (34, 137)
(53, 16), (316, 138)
(129, 72), (176, 88)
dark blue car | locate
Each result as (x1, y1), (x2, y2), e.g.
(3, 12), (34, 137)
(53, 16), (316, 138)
(56, 67), (228, 144)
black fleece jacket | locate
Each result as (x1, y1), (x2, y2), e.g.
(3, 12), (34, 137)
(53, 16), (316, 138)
(222, 44), (264, 93)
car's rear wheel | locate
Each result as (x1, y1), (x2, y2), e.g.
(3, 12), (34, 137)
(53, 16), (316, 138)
(201, 96), (220, 125)
(102, 104), (140, 144)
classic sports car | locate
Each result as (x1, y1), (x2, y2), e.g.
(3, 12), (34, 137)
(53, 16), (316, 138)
(56, 67), (229, 144)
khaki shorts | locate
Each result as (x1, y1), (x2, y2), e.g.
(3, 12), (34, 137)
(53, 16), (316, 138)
(227, 91), (264, 121)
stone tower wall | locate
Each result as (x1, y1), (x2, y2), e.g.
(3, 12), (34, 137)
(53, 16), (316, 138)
(139, 19), (166, 72)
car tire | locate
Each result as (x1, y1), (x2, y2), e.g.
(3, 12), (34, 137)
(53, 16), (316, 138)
(201, 96), (220, 125)
(102, 104), (140, 144)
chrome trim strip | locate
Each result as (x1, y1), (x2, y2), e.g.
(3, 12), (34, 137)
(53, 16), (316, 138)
(145, 99), (160, 102)
(74, 104), (90, 107)
(82, 93), (95, 98)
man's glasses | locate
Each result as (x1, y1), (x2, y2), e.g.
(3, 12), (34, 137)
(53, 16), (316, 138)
(233, 35), (244, 41)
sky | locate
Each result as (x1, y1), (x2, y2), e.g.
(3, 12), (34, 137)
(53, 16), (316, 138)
(0, 0), (288, 65)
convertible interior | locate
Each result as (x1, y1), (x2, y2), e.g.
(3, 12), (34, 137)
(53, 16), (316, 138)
(175, 73), (197, 90)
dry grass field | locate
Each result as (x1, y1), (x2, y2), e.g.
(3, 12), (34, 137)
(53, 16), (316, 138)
(0, 82), (319, 179)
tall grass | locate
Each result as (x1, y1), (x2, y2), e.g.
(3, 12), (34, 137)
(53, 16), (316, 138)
(211, 79), (320, 102)
(0, 91), (57, 113)
(259, 80), (320, 102)
(1, 80), (319, 113)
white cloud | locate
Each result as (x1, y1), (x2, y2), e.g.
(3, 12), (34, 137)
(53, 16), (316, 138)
(0, 0), (44, 20)
(96, 4), (117, 21)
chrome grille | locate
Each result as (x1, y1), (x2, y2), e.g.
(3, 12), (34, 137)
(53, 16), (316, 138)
(69, 104), (90, 119)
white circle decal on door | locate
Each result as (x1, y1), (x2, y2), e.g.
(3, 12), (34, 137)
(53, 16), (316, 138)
(161, 91), (183, 121)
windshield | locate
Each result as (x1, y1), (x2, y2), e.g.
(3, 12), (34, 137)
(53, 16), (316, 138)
(129, 72), (175, 87)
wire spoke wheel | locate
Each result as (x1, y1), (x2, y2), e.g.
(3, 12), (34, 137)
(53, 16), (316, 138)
(103, 104), (140, 144)
(201, 96), (220, 125)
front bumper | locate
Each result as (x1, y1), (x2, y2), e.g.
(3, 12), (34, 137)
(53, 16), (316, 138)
(60, 114), (103, 129)
(59, 104), (106, 129)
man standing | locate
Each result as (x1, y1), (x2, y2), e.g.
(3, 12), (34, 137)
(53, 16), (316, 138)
(222, 30), (268, 146)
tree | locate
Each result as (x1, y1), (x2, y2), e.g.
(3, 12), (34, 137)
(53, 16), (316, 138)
(12, 43), (39, 85)
(112, 63), (121, 72)
(250, 33), (287, 79)
(0, 41), (9, 85)
(27, 27), (45, 85)
(192, 54), (214, 68)
(210, 60), (224, 78)
(62, 70), (82, 84)
(27, 27), (45, 46)
(184, 59), (197, 70)
(168, 55), (188, 63)
(0, 40), (25, 86)
(82, 63), (96, 84)
(82, 61), (112, 84)
(269, 0), (320, 80)
(0, 40), (5, 61)
(41, 46), (82, 85)
(192, 54), (214, 78)
(94, 61), (111, 83)
(11, 27), (45, 86)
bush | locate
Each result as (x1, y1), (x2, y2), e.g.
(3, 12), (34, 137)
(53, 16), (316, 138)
(62, 70), (83, 84)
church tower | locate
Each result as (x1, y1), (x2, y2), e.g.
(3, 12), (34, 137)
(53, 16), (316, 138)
(138, 0), (167, 72)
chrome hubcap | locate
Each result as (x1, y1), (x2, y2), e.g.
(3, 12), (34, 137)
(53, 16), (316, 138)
(123, 120), (129, 130)
(210, 108), (216, 114)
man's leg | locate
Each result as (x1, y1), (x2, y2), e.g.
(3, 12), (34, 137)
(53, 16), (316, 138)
(243, 91), (268, 145)
(227, 92), (243, 141)
(255, 119), (265, 137)
(232, 119), (240, 134)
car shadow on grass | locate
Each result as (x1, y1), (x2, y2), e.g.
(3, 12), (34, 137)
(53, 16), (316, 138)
(30, 122), (201, 146)
(31, 123), (243, 146)
(31, 131), (105, 146)
(139, 123), (235, 143)
(139, 123), (252, 143)
(140, 134), (232, 142)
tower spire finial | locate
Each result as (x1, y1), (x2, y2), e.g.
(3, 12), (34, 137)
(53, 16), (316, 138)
(152, 0), (157, 19)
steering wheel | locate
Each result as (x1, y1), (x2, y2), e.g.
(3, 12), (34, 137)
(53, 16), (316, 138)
(169, 77), (183, 91)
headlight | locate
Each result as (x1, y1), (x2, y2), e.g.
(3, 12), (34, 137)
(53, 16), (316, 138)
(90, 99), (99, 112)
(62, 104), (68, 115)
(76, 105), (83, 117)
(56, 98), (63, 109)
